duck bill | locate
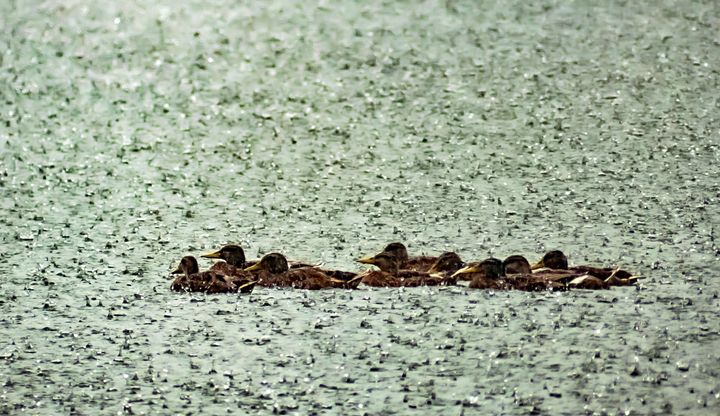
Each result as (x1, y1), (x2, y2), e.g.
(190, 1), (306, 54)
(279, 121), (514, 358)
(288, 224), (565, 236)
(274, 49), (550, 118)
(356, 256), (377, 265)
(451, 265), (480, 278)
(170, 266), (183, 275)
(530, 259), (545, 270)
(244, 263), (263, 272)
(201, 250), (222, 259)
(347, 274), (365, 284)
(427, 264), (440, 274)
(237, 280), (258, 290)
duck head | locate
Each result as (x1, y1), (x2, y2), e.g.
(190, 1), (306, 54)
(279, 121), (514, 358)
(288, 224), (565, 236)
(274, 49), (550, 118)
(171, 256), (199, 276)
(382, 242), (409, 264)
(201, 244), (246, 267)
(503, 255), (531, 275)
(452, 258), (504, 279)
(531, 250), (568, 270)
(244, 252), (289, 274)
(356, 252), (400, 274)
(427, 252), (464, 274)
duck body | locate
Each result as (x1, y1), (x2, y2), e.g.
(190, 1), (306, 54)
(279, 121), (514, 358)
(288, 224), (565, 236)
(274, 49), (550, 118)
(532, 250), (636, 287)
(170, 272), (222, 293)
(570, 265), (634, 280)
(171, 271), (228, 293)
(401, 256), (441, 273)
(504, 274), (568, 292)
(467, 272), (567, 291)
(245, 253), (359, 290)
(257, 267), (359, 289)
(208, 262), (242, 276)
(244, 259), (319, 270)
(458, 257), (567, 292)
(360, 242), (451, 273)
(203, 244), (317, 276)
(568, 275), (609, 290)
(321, 269), (359, 282)
(468, 278), (507, 290)
(171, 256), (256, 294)
(457, 258), (508, 290)
(358, 269), (452, 288)
(355, 251), (458, 287)
(358, 270), (405, 288)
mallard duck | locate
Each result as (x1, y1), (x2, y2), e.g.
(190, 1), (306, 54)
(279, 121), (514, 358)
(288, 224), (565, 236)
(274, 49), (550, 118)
(357, 252), (457, 287)
(453, 258), (508, 290)
(202, 244), (318, 275)
(454, 256), (566, 292)
(501, 255), (568, 291)
(502, 255), (532, 275)
(171, 256), (257, 294)
(452, 255), (516, 282)
(202, 244), (248, 276)
(357, 242), (441, 272)
(243, 253), (360, 290)
(531, 250), (568, 270)
(531, 250), (637, 286)
(427, 252), (465, 276)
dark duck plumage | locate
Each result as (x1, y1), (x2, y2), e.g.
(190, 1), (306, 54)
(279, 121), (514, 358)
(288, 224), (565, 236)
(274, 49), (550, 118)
(170, 256), (257, 294)
(452, 256), (562, 291)
(454, 258), (508, 290)
(243, 253), (360, 290)
(202, 245), (249, 276)
(357, 242), (446, 273)
(501, 255), (568, 291)
(531, 250), (636, 287)
(355, 252), (460, 287)
(203, 244), (319, 275)
(502, 253), (609, 290)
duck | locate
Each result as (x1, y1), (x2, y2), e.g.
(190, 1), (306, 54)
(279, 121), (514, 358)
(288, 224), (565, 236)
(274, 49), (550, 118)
(202, 244), (318, 276)
(453, 258), (508, 290)
(531, 250), (637, 286)
(357, 242), (442, 272)
(454, 256), (568, 292)
(502, 255), (532, 275)
(201, 244), (248, 276)
(501, 255), (568, 291)
(170, 256), (257, 294)
(243, 253), (361, 290)
(426, 252), (465, 276)
(356, 252), (458, 287)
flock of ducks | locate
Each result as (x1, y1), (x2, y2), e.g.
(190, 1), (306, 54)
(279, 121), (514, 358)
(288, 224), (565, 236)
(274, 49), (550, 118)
(170, 242), (639, 294)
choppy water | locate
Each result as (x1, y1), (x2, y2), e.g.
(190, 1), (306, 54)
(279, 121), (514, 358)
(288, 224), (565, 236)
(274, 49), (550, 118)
(1, 0), (719, 414)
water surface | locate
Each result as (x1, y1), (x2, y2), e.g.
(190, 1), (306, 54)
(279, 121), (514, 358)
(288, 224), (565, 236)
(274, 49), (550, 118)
(1, 0), (719, 414)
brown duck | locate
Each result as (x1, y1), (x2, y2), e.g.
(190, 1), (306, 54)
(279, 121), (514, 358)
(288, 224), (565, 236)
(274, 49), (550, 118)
(355, 252), (460, 287)
(453, 258), (508, 290)
(202, 244), (317, 275)
(201, 245), (250, 277)
(454, 256), (568, 291)
(170, 256), (257, 294)
(531, 250), (636, 286)
(357, 242), (445, 272)
(502, 255), (609, 290)
(243, 253), (360, 290)
(501, 255), (568, 291)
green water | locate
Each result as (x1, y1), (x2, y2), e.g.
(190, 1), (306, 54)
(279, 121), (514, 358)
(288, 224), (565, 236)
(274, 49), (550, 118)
(1, 0), (719, 414)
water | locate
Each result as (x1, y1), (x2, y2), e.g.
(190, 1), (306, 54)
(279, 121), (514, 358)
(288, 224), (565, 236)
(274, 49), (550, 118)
(1, 0), (719, 414)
